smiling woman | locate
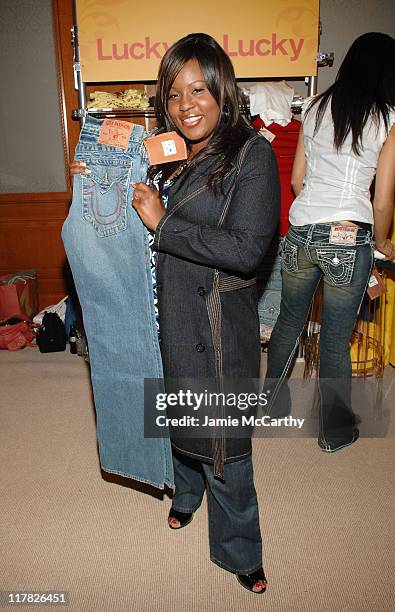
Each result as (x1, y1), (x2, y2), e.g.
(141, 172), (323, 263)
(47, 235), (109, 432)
(166, 59), (221, 155)
(132, 33), (280, 594)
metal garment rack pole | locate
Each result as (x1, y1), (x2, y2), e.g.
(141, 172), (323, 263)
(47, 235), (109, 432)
(72, 0), (86, 127)
(307, 76), (317, 97)
(71, 24), (86, 127)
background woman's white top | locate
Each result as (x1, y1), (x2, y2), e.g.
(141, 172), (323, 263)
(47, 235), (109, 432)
(290, 96), (395, 226)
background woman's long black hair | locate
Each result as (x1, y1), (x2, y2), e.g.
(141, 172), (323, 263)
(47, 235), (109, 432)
(148, 33), (252, 193)
(306, 32), (395, 154)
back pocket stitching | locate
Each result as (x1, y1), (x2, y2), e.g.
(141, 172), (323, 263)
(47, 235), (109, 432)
(281, 240), (298, 273)
(82, 168), (130, 237)
(316, 249), (356, 285)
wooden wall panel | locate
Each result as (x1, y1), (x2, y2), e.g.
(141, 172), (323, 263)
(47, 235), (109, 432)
(0, 196), (71, 311)
(0, 0), (74, 314)
(0, 0), (152, 315)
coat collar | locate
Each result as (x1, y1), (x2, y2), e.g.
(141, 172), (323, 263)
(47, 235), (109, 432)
(168, 154), (237, 209)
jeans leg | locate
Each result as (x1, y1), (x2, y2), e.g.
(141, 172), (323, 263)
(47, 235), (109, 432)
(317, 243), (373, 450)
(171, 451), (206, 513)
(257, 237), (282, 333)
(266, 240), (322, 415)
(62, 118), (174, 489)
(202, 455), (262, 574)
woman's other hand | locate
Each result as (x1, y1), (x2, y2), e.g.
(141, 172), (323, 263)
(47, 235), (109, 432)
(373, 126), (395, 261)
(131, 182), (166, 231)
(375, 238), (395, 261)
(69, 160), (91, 176)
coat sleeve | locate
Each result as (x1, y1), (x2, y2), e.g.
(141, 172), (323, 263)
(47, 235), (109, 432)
(152, 137), (280, 275)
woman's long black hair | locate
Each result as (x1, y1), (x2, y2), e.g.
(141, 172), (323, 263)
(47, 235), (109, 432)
(148, 33), (252, 192)
(306, 32), (395, 154)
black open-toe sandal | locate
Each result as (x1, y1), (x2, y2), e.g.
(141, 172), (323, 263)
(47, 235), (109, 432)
(236, 568), (267, 594)
(168, 509), (194, 529)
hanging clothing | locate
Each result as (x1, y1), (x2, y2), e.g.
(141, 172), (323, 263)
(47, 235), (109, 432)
(252, 116), (300, 236)
(257, 237), (283, 338)
(252, 116), (300, 338)
(248, 81), (294, 126)
(62, 116), (174, 490)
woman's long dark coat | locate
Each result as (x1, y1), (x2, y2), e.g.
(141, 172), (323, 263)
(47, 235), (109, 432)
(153, 133), (280, 478)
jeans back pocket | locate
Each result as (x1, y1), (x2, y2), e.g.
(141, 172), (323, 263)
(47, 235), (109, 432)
(281, 237), (298, 273)
(316, 248), (356, 285)
(81, 159), (132, 237)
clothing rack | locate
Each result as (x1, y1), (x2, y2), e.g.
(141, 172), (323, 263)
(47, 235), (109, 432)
(72, 107), (156, 120)
(72, 96), (305, 123)
(71, 19), (334, 128)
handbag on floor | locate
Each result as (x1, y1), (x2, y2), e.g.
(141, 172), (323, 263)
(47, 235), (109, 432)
(36, 312), (67, 353)
(0, 320), (36, 351)
(0, 269), (39, 323)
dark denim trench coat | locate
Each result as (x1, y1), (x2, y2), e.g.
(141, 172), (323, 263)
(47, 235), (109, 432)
(153, 133), (280, 478)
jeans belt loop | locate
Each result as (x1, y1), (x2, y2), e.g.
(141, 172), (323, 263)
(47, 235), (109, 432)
(306, 224), (314, 244)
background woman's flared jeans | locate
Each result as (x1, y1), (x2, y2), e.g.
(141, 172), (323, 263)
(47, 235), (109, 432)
(266, 223), (373, 451)
(62, 116), (174, 489)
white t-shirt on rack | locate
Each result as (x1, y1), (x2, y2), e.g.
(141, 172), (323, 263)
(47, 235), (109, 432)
(289, 96), (395, 227)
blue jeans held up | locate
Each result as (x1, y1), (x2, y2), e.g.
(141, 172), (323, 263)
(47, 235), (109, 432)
(266, 223), (374, 451)
(172, 451), (262, 574)
(62, 116), (174, 489)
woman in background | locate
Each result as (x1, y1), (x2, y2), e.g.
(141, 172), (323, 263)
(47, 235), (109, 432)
(266, 32), (395, 451)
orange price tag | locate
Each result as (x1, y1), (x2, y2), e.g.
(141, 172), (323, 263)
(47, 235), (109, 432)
(143, 131), (188, 165)
(367, 268), (386, 300)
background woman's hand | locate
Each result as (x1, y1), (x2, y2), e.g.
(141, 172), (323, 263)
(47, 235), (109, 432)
(375, 238), (395, 261)
(131, 182), (166, 231)
(69, 160), (90, 176)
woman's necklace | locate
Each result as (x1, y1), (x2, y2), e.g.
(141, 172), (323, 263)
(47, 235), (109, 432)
(169, 159), (190, 182)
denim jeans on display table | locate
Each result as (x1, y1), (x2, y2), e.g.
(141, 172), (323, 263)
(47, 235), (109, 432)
(266, 223), (373, 452)
(62, 116), (174, 489)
